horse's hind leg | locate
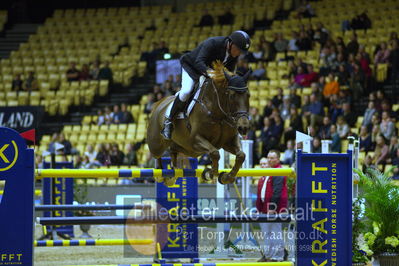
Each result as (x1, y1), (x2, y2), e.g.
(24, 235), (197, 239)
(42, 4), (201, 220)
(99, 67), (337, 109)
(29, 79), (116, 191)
(221, 135), (246, 184)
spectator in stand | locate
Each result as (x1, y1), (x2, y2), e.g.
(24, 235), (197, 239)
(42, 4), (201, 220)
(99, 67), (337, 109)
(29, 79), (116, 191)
(79, 64), (91, 80)
(274, 33), (288, 53)
(319, 116), (332, 139)
(251, 62), (266, 80)
(289, 88), (301, 108)
(95, 143), (110, 166)
(330, 124), (341, 153)
(336, 64), (349, 86)
(47, 133), (59, 154)
(312, 136), (322, 153)
(111, 104), (123, 124)
(350, 63), (366, 100)
(110, 143), (124, 166)
(282, 140), (295, 166)
(357, 49), (372, 77)
(387, 135), (399, 164)
(374, 42), (390, 66)
(323, 73), (340, 99)
(12, 73), (23, 91)
(256, 151), (287, 262)
(380, 111), (395, 140)
(144, 93), (155, 114)
(362, 101), (377, 129)
(313, 29), (328, 47)
(272, 88), (284, 108)
(260, 117), (275, 157)
(342, 102), (357, 128)
(59, 133), (73, 155)
(374, 134), (389, 165)
(218, 8), (234, 25)
(90, 61), (100, 80)
(284, 106), (303, 142)
(263, 98), (274, 118)
(249, 107), (262, 130)
(296, 0), (315, 18)
(97, 109), (105, 126)
(359, 125), (373, 152)
(306, 93), (324, 127)
(279, 96), (293, 121)
(84, 144), (99, 166)
(98, 61), (113, 83)
(297, 31), (312, 51)
(66, 62), (80, 82)
(336, 115), (350, 139)
(198, 9), (214, 27)
(293, 66), (307, 88)
(389, 40), (399, 86)
(351, 11), (371, 30)
(288, 31), (299, 51)
(273, 115), (284, 143)
(346, 33), (359, 57)
(124, 143), (138, 166)
(104, 106), (113, 125)
(24, 71), (38, 91)
(120, 103), (134, 124)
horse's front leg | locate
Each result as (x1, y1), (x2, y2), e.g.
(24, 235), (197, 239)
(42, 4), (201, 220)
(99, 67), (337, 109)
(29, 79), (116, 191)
(221, 134), (246, 184)
(192, 135), (220, 181)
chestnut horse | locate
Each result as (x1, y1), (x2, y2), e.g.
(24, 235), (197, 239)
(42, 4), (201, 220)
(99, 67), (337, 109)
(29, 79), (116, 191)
(147, 62), (250, 186)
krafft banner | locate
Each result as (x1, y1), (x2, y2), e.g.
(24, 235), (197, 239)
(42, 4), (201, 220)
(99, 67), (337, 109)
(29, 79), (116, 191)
(0, 106), (44, 132)
(296, 150), (352, 266)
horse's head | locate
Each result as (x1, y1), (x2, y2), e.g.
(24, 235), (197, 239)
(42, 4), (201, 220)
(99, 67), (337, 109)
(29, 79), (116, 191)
(223, 70), (251, 136)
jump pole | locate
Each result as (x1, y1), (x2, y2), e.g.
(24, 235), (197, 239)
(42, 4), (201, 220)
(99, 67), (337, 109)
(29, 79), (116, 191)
(35, 204), (152, 211)
(67, 263), (293, 266)
(38, 214), (292, 225)
(35, 168), (296, 179)
(34, 239), (153, 247)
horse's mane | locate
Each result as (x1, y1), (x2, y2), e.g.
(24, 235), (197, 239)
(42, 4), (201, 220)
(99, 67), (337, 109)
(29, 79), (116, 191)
(207, 60), (234, 88)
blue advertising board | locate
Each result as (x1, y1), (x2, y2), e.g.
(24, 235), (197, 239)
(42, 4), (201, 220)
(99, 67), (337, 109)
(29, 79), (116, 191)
(156, 157), (198, 260)
(296, 150), (352, 266)
(43, 161), (74, 237)
(0, 127), (34, 266)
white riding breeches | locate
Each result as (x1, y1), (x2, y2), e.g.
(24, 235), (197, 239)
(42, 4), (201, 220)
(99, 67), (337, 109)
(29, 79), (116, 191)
(178, 68), (195, 102)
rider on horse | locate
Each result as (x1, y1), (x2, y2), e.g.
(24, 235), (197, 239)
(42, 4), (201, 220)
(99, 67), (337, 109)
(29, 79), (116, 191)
(161, 30), (251, 140)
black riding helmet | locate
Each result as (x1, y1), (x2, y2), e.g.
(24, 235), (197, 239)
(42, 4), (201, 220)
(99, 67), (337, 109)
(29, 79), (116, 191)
(228, 30), (251, 52)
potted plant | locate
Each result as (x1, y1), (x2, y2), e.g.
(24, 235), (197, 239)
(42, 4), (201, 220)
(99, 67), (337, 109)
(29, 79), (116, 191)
(355, 168), (399, 266)
(352, 198), (370, 265)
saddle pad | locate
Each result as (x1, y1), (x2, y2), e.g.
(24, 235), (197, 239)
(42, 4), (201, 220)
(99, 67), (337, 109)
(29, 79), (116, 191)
(165, 76), (206, 119)
(165, 88), (201, 119)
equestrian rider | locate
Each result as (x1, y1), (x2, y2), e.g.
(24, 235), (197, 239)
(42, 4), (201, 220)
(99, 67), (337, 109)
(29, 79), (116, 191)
(161, 30), (251, 139)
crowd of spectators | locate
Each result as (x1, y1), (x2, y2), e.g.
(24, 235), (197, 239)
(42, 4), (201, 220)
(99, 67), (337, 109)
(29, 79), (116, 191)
(66, 61), (113, 84)
(11, 71), (38, 91)
(96, 103), (134, 125)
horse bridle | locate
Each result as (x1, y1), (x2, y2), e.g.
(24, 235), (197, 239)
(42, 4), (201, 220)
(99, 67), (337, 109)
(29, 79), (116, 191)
(209, 79), (249, 127)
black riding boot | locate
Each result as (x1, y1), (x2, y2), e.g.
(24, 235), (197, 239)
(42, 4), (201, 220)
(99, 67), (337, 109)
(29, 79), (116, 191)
(161, 97), (185, 140)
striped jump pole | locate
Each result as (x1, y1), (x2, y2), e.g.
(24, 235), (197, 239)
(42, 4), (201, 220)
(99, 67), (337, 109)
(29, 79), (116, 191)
(35, 204), (152, 211)
(34, 239), (153, 247)
(35, 168), (296, 179)
(66, 263), (293, 266)
(38, 214), (291, 226)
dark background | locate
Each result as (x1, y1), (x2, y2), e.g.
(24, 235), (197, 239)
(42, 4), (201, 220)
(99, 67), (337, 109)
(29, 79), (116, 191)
(0, 0), (141, 23)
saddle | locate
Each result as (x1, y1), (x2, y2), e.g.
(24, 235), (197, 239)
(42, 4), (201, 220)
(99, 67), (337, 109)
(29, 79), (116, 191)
(166, 77), (208, 120)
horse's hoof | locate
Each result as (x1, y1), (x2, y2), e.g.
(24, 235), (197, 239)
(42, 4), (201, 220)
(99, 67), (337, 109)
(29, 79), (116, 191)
(164, 176), (178, 187)
(218, 172), (235, 184)
(201, 168), (213, 182)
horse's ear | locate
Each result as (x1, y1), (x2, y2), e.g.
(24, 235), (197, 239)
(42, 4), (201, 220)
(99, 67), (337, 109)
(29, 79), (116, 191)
(223, 70), (232, 82)
(243, 69), (252, 82)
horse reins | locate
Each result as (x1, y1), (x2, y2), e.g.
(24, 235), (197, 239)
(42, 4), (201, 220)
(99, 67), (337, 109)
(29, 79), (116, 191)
(209, 79), (249, 127)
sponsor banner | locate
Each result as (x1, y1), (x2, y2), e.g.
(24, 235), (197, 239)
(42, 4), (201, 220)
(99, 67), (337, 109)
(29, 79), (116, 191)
(296, 150), (352, 266)
(0, 106), (44, 132)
